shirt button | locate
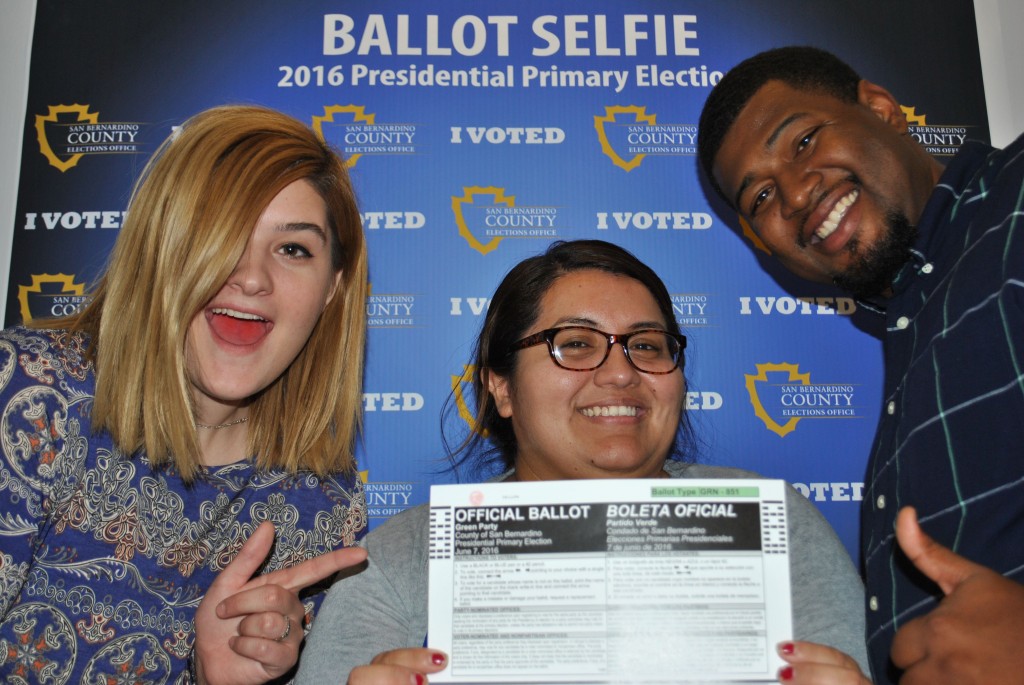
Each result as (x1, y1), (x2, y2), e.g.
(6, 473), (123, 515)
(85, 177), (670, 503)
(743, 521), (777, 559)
(887, 401), (895, 415)
(896, 316), (910, 329)
(877, 495), (886, 509)
(921, 263), (934, 274)
(869, 596), (879, 611)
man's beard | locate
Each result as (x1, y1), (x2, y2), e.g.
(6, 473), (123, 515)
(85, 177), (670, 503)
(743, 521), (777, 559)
(831, 210), (917, 299)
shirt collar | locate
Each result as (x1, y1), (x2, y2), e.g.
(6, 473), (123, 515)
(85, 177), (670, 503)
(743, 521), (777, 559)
(887, 140), (993, 297)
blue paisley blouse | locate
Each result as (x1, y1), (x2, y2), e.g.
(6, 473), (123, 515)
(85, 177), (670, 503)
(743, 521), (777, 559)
(0, 327), (367, 683)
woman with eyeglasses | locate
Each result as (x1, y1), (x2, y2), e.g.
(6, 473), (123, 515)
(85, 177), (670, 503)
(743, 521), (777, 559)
(296, 239), (867, 685)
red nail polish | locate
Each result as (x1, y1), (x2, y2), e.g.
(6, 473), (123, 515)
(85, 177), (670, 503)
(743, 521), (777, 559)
(780, 642), (795, 655)
(778, 665), (794, 682)
(414, 675), (425, 685)
(431, 652), (446, 666)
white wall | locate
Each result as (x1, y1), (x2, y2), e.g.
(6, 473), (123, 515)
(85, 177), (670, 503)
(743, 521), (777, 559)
(0, 1), (1021, 323)
(975, 0), (1024, 147)
(0, 0), (36, 323)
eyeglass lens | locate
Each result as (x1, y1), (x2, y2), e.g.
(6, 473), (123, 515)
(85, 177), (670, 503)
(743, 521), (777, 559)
(551, 327), (680, 372)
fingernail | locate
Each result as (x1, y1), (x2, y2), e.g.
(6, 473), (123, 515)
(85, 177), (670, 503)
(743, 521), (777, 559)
(778, 642), (795, 656)
(778, 665), (794, 682)
(413, 675), (425, 685)
(431, 652), (447, 666)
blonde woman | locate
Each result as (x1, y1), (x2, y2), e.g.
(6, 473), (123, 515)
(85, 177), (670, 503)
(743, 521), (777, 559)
(0, 105), (368, 684)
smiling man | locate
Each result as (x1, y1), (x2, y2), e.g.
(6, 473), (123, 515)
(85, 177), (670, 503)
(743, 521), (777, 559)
(698, 46), (1024, 685)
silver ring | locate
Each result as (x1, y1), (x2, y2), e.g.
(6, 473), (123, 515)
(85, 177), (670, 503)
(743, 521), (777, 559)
(276, 614), (292, 642)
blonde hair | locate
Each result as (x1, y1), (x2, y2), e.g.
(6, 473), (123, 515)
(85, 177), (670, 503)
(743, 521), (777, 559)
(43, 105), (368, 481)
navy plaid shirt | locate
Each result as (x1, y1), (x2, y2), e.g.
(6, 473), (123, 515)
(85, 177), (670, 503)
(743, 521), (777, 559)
(862, 134), (1024, 684)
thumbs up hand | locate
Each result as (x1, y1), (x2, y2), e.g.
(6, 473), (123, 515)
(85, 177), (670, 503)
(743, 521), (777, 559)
(890, 506), (1024, 684)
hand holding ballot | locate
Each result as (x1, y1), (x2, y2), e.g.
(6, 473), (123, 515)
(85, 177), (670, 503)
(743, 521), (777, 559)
(295, 241), (869, 684)
(774, 641), (872, 684)
(347, 648), (448, 685)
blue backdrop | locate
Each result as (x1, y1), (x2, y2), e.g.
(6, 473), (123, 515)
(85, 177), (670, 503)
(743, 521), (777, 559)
(9, 0), (990, 563)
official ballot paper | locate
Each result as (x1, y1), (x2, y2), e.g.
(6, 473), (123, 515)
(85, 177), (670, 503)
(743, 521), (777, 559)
(427, 478), (793, 684)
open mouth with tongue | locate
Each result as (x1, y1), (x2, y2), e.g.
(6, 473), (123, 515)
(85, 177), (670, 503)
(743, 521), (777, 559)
(206, 307), (271, 347)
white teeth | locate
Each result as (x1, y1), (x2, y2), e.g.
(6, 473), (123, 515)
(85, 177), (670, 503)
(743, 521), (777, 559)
(814, 189), (859, 242)
(581, 406), (638, 417)
(211, 307), (265, 321)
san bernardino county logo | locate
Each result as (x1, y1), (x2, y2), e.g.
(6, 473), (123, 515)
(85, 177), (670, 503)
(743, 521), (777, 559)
(744, 363), (863, 437)
(672, 293), (715, 328)
(451, 186), (560, 255)
(35, 105), (144, 172)
(901, 105), (973, 157)
(737, 216), (771, 255)
(366, 284), (417, 329)
(358, 470), (420, 521)
(451, 365), (486, 437)
(18, 274), (89, 323)
(593, 105), (697, 172)
(312, 105), (419, 168)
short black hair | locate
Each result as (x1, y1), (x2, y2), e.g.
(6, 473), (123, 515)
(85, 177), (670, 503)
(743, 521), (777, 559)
(697, 46), (862, 206)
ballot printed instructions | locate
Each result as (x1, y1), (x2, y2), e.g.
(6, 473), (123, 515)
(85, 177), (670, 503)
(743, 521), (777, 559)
(427, 479), (792, 683)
